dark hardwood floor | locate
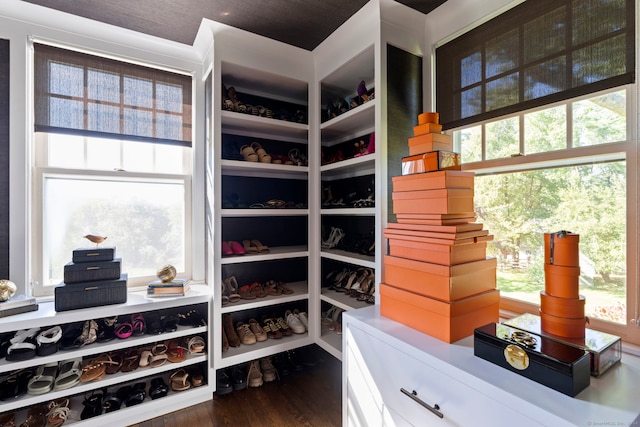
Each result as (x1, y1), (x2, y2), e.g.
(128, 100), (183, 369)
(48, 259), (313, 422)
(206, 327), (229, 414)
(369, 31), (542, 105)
(130, 345), (342, 427)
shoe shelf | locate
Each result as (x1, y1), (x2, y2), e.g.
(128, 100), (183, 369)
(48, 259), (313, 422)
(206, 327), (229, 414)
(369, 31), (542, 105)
(0, 285), (211, 335)
(220, 333), (314, 369)
(221, 159), (309, 178)
(320, 289), (369, 313)
(320, 99), (375, 143)
(221, 110), (308, 141)
(221, 281), (308, 314)
(320, 207), (375, 216)
(317, 324), (342, 361)
(320, 249), (375, 268)
(221, 209), (308, 218)
(220, 245), (308, 265)
(320, 154), (375, 178)
(0, 353), (206, 414)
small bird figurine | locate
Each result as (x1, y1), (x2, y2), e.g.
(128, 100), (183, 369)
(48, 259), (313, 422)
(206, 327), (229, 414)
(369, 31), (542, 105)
(84, 234), (107, 246)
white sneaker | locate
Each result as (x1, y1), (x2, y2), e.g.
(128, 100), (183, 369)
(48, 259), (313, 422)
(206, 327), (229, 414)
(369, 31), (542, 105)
(294, 309), (308, 331)
(285, 310), (306, 334)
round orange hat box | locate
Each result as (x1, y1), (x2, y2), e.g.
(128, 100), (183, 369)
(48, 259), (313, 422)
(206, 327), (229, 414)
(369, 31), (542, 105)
(544, 264), (580, 299)
(544, 231), (579, 267)
(540, 291), (585, 319)
(540, 309), (586, 339)
(418, 112), (439, 125)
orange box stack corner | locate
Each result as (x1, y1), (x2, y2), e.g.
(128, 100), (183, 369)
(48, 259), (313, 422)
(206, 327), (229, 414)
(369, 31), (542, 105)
(380, 111), (499, 343)
(540, 231), (587, 339)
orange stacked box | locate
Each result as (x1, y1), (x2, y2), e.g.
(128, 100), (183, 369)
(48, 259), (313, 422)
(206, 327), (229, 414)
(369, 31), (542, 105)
(540, 231), (587, 339)
(380, 112), (500, 343)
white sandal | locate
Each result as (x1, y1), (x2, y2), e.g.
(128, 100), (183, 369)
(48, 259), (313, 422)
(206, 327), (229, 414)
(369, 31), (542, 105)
(28, 362), (58, 395)
(6, 328), (39, 361)
(36, 325), (62, 356)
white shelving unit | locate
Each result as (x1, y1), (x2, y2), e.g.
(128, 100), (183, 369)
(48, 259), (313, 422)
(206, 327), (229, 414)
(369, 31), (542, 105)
(0, 285), (212, 426)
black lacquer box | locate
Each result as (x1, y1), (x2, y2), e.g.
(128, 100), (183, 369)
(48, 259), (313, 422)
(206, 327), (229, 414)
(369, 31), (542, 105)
(55, 274), (128, 312)
(63, 258), (121, 284)
(72, 247), (116, 263)
(474, 323), (591, 397)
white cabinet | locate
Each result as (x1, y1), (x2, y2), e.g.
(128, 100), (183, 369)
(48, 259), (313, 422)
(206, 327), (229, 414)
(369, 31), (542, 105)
(343, 306), (640, 427)
(0, 286), (212, 426)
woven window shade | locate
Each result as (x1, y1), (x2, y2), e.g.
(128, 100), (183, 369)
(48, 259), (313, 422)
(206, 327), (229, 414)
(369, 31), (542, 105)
(436, 0), (635, 130)
(34, 43), (192, 146)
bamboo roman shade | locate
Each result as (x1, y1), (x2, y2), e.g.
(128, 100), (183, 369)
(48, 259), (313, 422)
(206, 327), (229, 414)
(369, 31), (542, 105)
(34, 43), (192, 146)
(436, 0), (635, 130)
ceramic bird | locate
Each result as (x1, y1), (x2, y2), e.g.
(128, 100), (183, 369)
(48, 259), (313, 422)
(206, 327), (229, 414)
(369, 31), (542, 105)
(84, 234), (107, 246)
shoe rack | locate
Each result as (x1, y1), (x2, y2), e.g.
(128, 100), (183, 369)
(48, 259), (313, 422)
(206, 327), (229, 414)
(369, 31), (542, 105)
(208, 34), (316, 372)
(0, 286), (212, 426)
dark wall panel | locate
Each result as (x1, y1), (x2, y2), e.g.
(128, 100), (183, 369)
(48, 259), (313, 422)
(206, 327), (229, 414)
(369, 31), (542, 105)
(0, 39), (9, 279)
(386, 44), (422, 223)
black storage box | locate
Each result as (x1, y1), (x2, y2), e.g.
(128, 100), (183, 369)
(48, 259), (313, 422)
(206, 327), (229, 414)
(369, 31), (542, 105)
(63, 258), (121, 284)
(55, 274), (127, 312)
(72, 247), (115, 263)
(474, 323), (590, 397)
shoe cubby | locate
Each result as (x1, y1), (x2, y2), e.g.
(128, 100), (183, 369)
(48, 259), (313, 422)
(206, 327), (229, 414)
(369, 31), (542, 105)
(320, 258), (374, 312)
(321, 215), (375, 263)
(321, 173), (374, 210)
(0, 287), (212, 424)
(222, 175), (307, 210)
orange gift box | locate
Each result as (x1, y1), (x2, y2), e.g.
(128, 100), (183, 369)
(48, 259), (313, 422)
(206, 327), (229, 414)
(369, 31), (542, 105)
(418, 112), (439, 125)
(544, 231), (580, 267)
(387, 222), (484, 233)
(540, 291), (585, 319)
(383, 256), (497, 302)
(392, 170), (474, 192)
(540, 309), (586, 339)
(392, 188), (474, 215)
(384, 230), (490, 265)
(544, 264), (580, 299)
(407, 133), (453, 155)
(383, 227), (489, 241)
(413, 122), (443, 136)
(395, 213), (476, 225)
(380, 284), (500, 343)
(401, 151), (461, 175)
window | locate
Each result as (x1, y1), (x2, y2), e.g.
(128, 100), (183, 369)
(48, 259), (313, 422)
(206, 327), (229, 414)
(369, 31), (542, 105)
(437, 0), (639, 345)
(32, 43), (193, 296)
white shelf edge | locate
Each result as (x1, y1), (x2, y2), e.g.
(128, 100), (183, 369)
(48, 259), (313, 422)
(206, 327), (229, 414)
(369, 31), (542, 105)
(320, 290), (371, 312)
(320, 249), (375, 268)
(320, 153), (375, 173)
(320, 207), (375, 216)
(320, 100), (375, 132)
(220, 246), (309, 264)
(219, 334), (314, 369)
(317, 324), (343, 361)
(221, 159), (309, 177)
(221, 208), (308, 217)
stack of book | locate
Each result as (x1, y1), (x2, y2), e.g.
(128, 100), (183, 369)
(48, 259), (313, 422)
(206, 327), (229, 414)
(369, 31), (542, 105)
(147, 278), (190, 297)
(0, 294), (38, 318)
(380, 111), (500, 343)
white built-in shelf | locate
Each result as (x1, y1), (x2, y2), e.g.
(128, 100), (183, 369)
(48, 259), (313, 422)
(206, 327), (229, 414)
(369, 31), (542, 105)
(320, 100), (375, 144)
(320, 207), (375, 216)
(320, 288), (370, 311)
(220, 281), (309, 314)
(221, 208), (308, 217)
(320, 153), (375, 179)
(221, 110), (308, 142)
(220, 333), (314, 368)
(320, 249), (375, 268)
(221, 159), (308, 179)
(220, 245), (309, 264)
(317, 323), (343, 361)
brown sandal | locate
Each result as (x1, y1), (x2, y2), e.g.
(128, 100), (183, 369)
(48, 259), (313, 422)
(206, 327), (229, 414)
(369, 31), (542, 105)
(119, 349), (140, 373)
(167, 339), (186, 363)
(187, 336), (205, 354)
(251, 142), (272, 163)
(240, 145), (258, 162)
(80, 354), (115, 382)
(170, 369), (191, 391)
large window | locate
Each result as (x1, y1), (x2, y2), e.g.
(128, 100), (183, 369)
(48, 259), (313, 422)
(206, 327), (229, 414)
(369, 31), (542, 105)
(32, 43), (192, 295)
(438, 0), (638, 345)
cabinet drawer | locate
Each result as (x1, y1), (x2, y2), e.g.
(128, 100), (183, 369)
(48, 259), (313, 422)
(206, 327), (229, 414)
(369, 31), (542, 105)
(346, 324), (543, 426)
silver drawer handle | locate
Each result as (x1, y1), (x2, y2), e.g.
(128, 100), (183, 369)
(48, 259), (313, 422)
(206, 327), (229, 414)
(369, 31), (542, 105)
(400, 388), (444, 419)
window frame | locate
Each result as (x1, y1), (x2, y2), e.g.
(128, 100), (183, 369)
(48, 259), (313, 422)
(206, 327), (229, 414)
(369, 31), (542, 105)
(454, 85), (639, 346)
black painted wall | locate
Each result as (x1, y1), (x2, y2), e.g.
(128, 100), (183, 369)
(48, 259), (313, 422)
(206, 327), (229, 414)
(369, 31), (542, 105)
(0, 40), (9, 279)
(386, 44), (422, 223)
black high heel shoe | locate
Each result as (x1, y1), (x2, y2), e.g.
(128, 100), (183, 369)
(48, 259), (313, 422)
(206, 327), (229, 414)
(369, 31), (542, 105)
(149, 377), (169, 400)
(102, 388), (122, 413)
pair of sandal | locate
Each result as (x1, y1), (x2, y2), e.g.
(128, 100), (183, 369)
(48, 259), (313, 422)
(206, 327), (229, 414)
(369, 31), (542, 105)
(242, 239), (269, 254)
(0, 368), (34, 400)
(240, 142), (271, 163)
(221, 276), (241, 305)
(114, 313), (145, 339)
(139, 343), (168, 368)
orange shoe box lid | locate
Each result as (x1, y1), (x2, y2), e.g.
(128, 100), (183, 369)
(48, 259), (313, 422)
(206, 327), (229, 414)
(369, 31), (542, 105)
(392, 188), (474, 215)
(387, 222), (484, 233)
(402, 151), (461, 175)
(392, 170), (474, 192)
(395, 213), (476, 225)
(418, 112), (439, 125)
(413, 122), (443, 136)
(407, 133), (453, 155)
(380, 284), (500, 343)
(383, 255), (497, 302)
(384, 232), (490, 265)
(384, 226), (489, 241)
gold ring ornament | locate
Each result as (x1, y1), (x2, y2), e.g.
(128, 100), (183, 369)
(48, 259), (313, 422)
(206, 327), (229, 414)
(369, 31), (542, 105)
(504, 344), (530, 370)
(511, 331), (537, 348)
(156, 265), (177, 283)
(0, 279), (17, 302)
